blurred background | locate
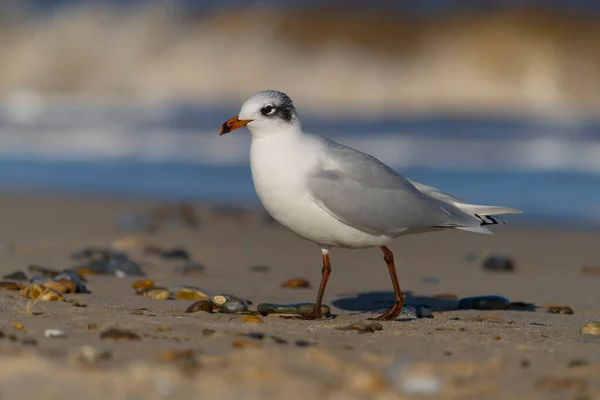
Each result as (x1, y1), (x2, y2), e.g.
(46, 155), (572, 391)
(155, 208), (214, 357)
(0, 0), (598, 227)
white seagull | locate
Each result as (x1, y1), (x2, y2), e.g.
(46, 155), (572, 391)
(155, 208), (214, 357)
(220, 90), (521, 320)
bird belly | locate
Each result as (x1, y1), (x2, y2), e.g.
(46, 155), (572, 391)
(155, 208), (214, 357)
(250, 142), (391, 249)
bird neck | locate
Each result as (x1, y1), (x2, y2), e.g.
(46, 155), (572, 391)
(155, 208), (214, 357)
(248, 122), (303, 141)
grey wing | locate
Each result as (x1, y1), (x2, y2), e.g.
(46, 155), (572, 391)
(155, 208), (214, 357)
(306, 139), (481, 235)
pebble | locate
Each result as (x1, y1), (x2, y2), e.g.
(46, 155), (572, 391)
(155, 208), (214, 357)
(241, 315), (264, 323)
(295, 339), (313, 347)
(548, 306), (574, 315)
(13, 322), (24, 330)
(0, 281), (23, 291)
(159, 349), (197, 363)
(2, 271), (27, 281)
(185, 300), (214, 313)
(170, 285), (211, 301)
(398, 305), (434, 319)
(72, 248), (144, 277)
(146, 288), (171, 300)
(458, 295), (510, 310)
(132, 279), (155, 289)
(535, 376), (588, 393)
(249, 264), (271, 273)
(28, 265), (60, 279)
(257, 303), (331, 316)
(580, 321), (600, 335)
(53, 270), (90, 293)
(433, 294), (459, 301)
(145, 245), (191, 260)
(280, 277), (311, 288)
(509, 302), (536, 311)
(482, 255), (515, 272)
(99, 328), (141, 341)
(70, 345), (112, 365)
(173, 263), (206, 276)
(211, 294), (248, 313)
(580, 265), (600, 275)
(112, 235), (145, 251)
(232, 339), (262, 349)
(336, 322), (383, 333)
(21, 337), (38, 346)
(42, 280), (69, 294)
(44, 329), (67, 338)
(568, 359), (588, 368)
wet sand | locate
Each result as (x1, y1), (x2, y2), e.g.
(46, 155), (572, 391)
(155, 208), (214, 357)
(0, 194), (599, 399)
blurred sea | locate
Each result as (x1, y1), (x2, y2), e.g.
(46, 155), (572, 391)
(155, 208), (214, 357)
(0, 98), (598, 228)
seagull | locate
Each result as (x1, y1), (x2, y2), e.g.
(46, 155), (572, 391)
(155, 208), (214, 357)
(219, 90), (521, 320)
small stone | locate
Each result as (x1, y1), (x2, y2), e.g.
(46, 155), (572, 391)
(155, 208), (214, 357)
(21, 337), (37, 346)
(242, 332), (266, 340)
(509, 302), (536, 311)
(185, 301), (214, 313)
(2, 271), (27, 281)
(257, 303), (331, 316)
(458, 296), (510, 310)
(433, 294), (459, 301)
(100, 328), (141, 341)
(241, 315), (264, 323)
(568, 359), (588, 368)
(336, 322), (383, 333)
(535, 376), (588, 393)
(0, 281), (23, 291)
(39, 289), (64, 302)
(146, 288), (171, 300)
(482, 255), (515, 272)
(70, 345), (111, 365)
(145, 245), (191, 260)
(171, 286), (211, 301)
(270, 335), (288, 344)
(232, 339), (262, 349)
(211, 294), (248, 313)
(88, 323), (98, 330)
(398, 305), (434, 319)
(202, 329), (216, 337)
(44, 329), (67, 338)
(548, 306), (574, 315)
(281, 277), (311, 288)
(112, 235), (145, 251)
(520, 359), (530, 368)
(54, 270), (90, 293)
(580, 321), (600, 335)
(28, 265), (60, 279)
(132, 279), (155, 289)
(55, 279), (77, 293)
(295, 339), (313, 347)
(249, 264), (271, 273)
(580, 265), (600, 275)
(160, 349), (197, 363)
(42, 280), (69, 294)
(174, 264), (206, 276)
(13, 322), (24, 330)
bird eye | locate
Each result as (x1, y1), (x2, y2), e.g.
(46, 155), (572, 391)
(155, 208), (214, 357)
(261, 105), (276, 116)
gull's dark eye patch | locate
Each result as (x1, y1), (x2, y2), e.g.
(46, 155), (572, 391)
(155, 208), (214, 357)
(261, 105), (276, 116)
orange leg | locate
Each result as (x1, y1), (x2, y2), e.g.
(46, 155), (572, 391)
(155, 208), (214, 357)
(369, 246), (405, 321)
(300, 251), (331, 319)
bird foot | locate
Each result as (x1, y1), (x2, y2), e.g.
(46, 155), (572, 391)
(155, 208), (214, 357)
(369, 303), (403, 321)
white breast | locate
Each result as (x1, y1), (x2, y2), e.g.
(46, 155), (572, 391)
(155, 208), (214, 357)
(249, 132), (392, 249)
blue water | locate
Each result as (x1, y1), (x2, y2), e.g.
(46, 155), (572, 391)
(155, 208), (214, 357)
(0, 158), (598, 227)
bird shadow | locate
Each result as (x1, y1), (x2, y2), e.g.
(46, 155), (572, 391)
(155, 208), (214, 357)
(332, 290), (458, 313)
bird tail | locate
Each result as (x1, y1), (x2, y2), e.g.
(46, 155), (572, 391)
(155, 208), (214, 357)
(454, 203), (522, 235)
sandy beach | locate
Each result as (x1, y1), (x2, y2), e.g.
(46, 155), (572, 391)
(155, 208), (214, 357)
(0, 193), (598, 399)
